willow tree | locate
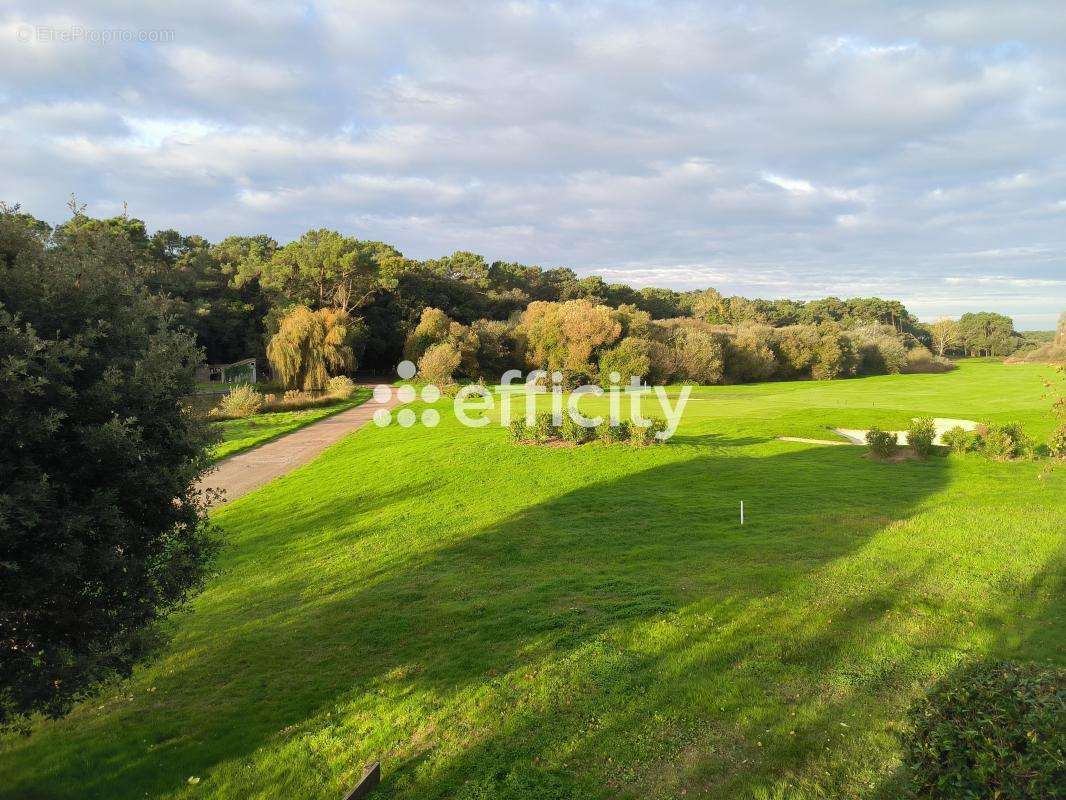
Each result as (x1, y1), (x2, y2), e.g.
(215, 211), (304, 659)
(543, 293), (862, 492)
(267, 306), (354, 390)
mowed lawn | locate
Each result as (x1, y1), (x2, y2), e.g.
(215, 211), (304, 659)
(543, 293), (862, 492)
(3, 361), (1063, 799)
(209, 388), (372, 461)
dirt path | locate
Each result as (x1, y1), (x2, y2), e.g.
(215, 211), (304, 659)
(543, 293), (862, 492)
(197, 391), (396, 507)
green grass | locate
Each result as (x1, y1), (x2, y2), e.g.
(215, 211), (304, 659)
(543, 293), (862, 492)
(3, 361), (1063, 799)
(209, 389), (371, 461)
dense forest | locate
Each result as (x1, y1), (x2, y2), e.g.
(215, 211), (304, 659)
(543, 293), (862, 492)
(2, 204), (1038, 388)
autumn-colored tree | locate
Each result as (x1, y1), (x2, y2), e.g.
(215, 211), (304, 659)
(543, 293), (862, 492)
(403, 307), (480, 377)
(687, 288), (728, 324)
(812, 324), (853, 380)
(267, 306), (355, 390)
(418, 341), (462, 386)
(519, 301), (566, 369)
(559, 300), (621, 369)
(404, 307), (454, 361)
(613, 303), (653, 339)
(520, 299), (621, 372)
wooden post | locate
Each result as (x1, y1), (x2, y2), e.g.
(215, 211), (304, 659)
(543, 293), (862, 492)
(342, 762), (380, 800)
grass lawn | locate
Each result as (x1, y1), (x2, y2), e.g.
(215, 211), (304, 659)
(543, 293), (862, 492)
(209, 388), (372, 461)
(2, 361), (1063, 799)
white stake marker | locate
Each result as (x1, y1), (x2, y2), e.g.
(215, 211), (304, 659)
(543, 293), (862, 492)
(740, 500), (745, 526)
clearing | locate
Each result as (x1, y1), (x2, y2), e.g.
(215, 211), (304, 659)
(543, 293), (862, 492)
(2, 360), (1063, 799)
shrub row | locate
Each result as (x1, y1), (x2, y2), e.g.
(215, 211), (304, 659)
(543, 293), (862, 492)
(508, 412), (667, 447)
(210, 375), (358, 419)
(942, 422), (1040, 460)
(868, 418), (1059, 461)
(405, 304), (948, 389)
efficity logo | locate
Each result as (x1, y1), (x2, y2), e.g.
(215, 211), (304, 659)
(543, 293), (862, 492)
(371, 362), (691, 439)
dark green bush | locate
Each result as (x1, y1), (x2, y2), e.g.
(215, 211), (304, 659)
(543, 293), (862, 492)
(901, 660), (1065, 799)
(866, 426), (899, 458)
(557, 369), (592, 391)
(941, 425), (982, 454)
(907, 417), (937, 458)
(0, 211), (217, 725)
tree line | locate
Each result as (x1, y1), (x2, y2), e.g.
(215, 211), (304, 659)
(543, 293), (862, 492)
(927, 313), (1029, 359)
(4, 205), (1034, 391)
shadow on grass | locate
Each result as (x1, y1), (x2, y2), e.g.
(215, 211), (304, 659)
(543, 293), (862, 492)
(5, 442), (956, 799)
(664, 431), (769, 447)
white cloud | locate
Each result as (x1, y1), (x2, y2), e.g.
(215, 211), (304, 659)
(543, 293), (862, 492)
(2, 0), (1065, 327)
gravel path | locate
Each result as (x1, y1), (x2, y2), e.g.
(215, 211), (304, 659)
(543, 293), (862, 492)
(196, 390), (397, 507)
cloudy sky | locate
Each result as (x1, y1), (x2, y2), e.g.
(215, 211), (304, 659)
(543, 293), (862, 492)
(2, 1), (1064, 327)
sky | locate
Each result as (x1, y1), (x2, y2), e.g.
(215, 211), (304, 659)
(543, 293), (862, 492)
(2, 1), (1064, 328)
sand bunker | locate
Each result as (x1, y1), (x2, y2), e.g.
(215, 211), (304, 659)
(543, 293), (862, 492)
(833, 417), (979, 446)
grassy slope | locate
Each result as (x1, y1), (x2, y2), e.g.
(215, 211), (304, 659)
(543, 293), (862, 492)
(209, 388), (372, 461)
(3, 361), (1063, 799)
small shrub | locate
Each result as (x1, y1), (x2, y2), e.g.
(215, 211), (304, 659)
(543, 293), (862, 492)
(941, 425), (981, 454)
(629, 418), (667, 446)
(596, 420), (612, 444)
(264, 392), (337, 412)
(1048, 424), (1066, 459)
(866, 426), (899, 458)
(597, 419), (631, 444)
(326, 375), (356, 399)
(983, 422), (1032, 460)
(509, 413), (669, 447)
(902, 346), (956, 374)
(901, 660), (1066, 800)
(907, 417), (937, 458)
(214, 384), (263, 418)
(508, 417), (531, 444)
(532, 412), (558, 444)
(560, 414), (593, 444)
